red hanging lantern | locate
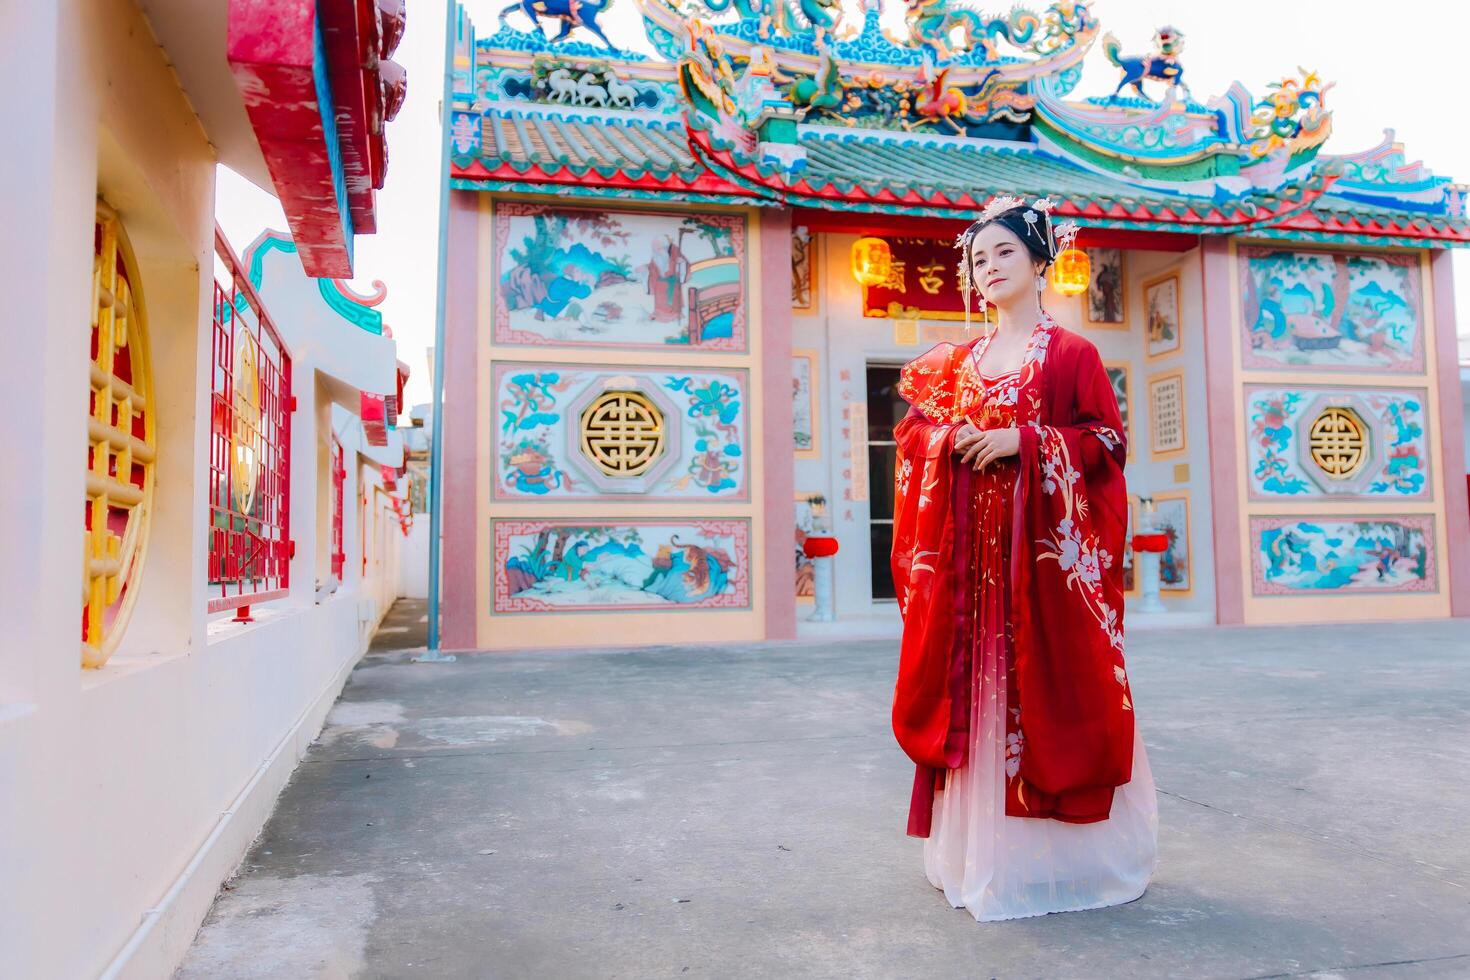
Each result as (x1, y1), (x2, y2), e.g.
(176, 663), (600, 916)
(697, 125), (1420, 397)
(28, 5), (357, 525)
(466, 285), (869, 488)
(803, 536), (840, 559)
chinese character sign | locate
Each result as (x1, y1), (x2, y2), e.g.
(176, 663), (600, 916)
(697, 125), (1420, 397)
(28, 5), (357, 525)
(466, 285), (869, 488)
(863, 238), (975, 321)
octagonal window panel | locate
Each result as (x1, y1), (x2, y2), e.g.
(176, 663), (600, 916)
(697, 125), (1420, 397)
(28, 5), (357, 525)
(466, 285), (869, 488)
(494, 364), (748, 500)
(1244, 385), (1430, 499)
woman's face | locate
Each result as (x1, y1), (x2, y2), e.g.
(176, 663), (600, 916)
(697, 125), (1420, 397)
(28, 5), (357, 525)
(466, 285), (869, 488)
(970, 221), (1046, 308)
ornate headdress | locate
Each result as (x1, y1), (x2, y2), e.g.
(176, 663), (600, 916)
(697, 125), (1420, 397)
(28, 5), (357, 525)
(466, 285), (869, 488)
(955, 195), (1080, 332)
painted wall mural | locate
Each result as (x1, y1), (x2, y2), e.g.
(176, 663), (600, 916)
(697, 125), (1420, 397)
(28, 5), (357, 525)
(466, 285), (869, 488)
(1148, 494), (1191, 593)
(1251, 516), (1435, 595)
(1244, 385), (1431, 499)
(1086, 248), (1125, 326)
(495, 364), (749, 500)
(792, 227), (816, 313)
(493, 202), (747, 350)
(493, 519), (751, 612)
(795, 493), (821, 603)
(1104, 362), (1131, 459)
(792, 350), (819, 459)
(1143, 271), (1181, 359)
(1239, 246), (1424, 372)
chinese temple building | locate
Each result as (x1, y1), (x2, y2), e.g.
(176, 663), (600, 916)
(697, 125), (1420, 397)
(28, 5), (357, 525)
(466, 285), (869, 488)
(439, 0), (1469, 648)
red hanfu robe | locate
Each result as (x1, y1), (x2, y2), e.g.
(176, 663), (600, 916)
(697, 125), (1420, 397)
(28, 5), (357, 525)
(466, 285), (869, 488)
(890, 316), (1135, 837)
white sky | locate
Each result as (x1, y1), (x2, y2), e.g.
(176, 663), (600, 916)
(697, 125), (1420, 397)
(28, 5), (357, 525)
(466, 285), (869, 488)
(215, 0), (1470, 409)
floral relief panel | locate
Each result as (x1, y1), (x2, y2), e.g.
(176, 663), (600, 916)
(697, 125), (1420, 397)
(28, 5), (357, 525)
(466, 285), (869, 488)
(1244, 385), (1431, 500)
(1238, 246), (1424, 372)
(1251, 516), (1435, 595)
(495, 364), (748, 500)
(494, 520), (751, 612)
(492, 202), (747, 351)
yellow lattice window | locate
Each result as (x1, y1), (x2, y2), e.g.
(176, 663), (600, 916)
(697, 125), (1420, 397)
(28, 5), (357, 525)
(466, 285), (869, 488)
(84, 202), (155, 668)
(1308, 406), (1367, 479)
(579, 391), (664, 476)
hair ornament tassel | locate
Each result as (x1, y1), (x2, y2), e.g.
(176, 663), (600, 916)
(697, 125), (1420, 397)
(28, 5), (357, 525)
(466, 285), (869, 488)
(967, 194), (1078, 262)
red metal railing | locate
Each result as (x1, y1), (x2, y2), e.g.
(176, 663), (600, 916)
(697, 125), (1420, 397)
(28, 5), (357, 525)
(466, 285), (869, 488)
(331, 437), (345, 580)
(208, 226), (293, 616)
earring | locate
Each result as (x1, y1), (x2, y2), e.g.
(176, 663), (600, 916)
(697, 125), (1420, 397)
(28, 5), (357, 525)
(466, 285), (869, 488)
(1035, 274), (1046, 294)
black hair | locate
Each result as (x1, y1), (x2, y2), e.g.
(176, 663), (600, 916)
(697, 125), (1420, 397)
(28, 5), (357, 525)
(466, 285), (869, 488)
(967, 205), (1056, 270)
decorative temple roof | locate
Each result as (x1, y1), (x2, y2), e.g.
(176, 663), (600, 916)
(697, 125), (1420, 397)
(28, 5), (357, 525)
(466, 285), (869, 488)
(447, 1), (1470, 248)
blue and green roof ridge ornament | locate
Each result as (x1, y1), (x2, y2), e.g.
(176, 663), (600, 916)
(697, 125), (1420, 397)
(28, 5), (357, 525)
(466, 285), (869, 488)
(445, 0), (1468, 247)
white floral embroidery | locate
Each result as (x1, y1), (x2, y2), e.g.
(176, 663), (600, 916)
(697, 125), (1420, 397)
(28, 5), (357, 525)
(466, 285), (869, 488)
(1031, 421), (1125, 652)
(917, 473), (938, 511)
(896, 456), (913, 497)
(1005, 730), (1024, 778)
(1089, 425), (1121, 453)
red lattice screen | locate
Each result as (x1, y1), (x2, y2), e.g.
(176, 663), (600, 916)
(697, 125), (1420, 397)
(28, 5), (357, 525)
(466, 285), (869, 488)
(331, 437), (345, 580)
(208, 226), (293, 614)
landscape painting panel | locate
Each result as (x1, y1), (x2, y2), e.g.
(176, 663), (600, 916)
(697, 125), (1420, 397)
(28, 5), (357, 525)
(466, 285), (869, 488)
(495, 520), (750, 612)
(1239, 247), (1423, 372)
(494, 203), (746, 350)
(1252, 517), (1434, 594)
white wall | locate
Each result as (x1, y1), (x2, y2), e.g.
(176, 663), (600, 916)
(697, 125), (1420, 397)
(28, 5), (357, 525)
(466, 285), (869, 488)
(796, 231), (1215, 621)
(358, 461), (406, 637)
(0, 4), (401, 975)
(399, 519), (431, 599)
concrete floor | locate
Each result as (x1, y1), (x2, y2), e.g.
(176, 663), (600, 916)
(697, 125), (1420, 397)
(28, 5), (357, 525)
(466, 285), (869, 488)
(178, 601), (1470, 979)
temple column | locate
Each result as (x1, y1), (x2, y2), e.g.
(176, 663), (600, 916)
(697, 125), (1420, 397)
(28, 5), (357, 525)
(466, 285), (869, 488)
(1430, 250), (1470, 615)
(760, 207), (797, 638)
(1200, 236), (1245, 624)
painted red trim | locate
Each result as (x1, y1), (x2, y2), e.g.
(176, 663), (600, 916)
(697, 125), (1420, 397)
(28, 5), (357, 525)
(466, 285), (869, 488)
(228, 0), (353, 277)
(227, 0), (401, 274)
(317, 0), (377, 233)
(442, 190), (480, 650)
(452, 159), (753, 197)
(1270, 210), (1470, 243)
(761, 208), (797, 639)
(361, 391), (389, 446)
(1199, 238), (1245, 625)
(1429, 251), (1470, 616)
(791, 208), (1201, 251)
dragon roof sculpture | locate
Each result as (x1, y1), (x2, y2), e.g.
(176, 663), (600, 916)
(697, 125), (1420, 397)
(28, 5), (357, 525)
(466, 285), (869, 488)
(450, 0), (1469, 247)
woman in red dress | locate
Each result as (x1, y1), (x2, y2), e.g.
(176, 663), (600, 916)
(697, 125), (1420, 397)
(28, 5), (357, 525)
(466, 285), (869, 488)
(890, 198), (1158, 920)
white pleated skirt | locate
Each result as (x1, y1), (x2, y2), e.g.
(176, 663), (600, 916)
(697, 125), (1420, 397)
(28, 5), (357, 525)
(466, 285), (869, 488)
(921, 625), (1159, 921)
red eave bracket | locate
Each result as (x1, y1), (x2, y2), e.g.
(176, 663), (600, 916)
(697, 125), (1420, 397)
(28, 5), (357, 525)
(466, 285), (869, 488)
(228, 0), (354, 278)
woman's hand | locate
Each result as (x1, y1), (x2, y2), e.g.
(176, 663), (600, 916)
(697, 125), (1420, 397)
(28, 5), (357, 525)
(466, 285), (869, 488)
(956, 425), (1020, 470)
(951, 421), (982, 454)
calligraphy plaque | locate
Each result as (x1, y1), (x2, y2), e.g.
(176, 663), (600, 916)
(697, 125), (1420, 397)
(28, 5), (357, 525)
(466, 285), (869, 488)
(1148, 371), (1187, 458)
(862, 237), (976, 321)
